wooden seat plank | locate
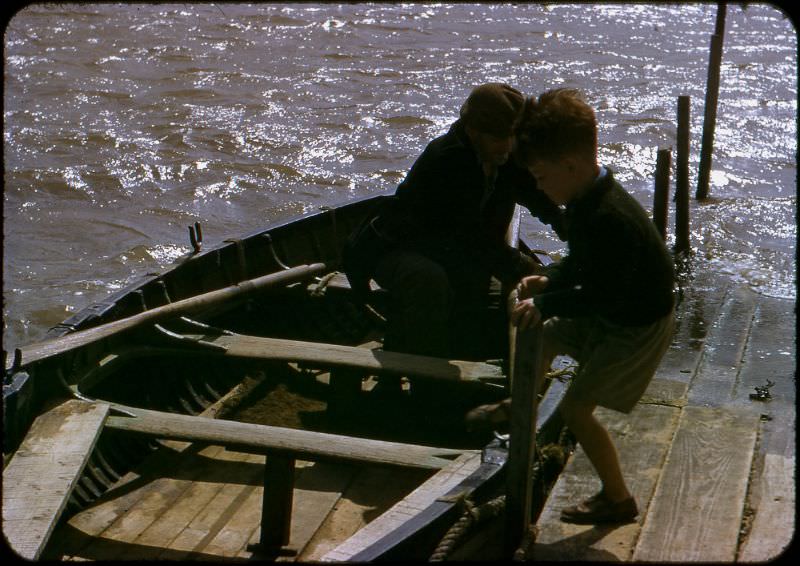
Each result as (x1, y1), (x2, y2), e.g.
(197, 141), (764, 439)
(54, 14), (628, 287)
(105, 404), (471, 471)
(2, 399), (110, 560)
(181, 332), (504, 383)
(633, 405), (759, 562)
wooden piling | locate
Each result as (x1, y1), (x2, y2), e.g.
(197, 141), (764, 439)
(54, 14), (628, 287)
(696, 3), (727, 200)
(675, 96), (691, 254)
(653, 148), (672, 240)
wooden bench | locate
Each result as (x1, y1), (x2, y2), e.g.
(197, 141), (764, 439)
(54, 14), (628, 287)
(2, 399), (110, 560)
(104, 402), (476, 553)
(170, 331), (506, 385)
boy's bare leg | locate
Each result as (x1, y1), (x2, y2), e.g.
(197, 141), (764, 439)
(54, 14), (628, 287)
(558, 397), (632, 503)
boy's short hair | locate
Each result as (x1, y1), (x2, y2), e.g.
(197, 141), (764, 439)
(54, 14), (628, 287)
(516, 88), (597, 163)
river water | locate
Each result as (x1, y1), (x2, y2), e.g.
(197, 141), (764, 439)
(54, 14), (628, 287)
(3, 2), (796, 350)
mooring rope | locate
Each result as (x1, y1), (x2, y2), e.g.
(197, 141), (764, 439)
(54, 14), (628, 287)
(428, 494), (507, 561)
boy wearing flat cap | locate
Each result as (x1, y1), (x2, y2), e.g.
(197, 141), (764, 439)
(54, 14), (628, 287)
(343, 83), (564, 363)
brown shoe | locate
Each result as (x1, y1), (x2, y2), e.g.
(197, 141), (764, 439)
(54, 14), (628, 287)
(560, 492), (638, 524)
(464, 398), (511, 431)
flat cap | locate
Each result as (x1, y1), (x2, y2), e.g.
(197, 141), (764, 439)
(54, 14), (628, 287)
(459, 83), (524, 137)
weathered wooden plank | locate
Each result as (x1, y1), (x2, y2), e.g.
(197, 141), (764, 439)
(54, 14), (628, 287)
(192, 332), (504, 383)
(128, 448), (264, 560)
(268, 461), (360, 560)
(633, 406), (759, 562)
(319, 451), (482, 562)
(155, 451), (264, 560)
(738, 453), (795, 562)
(105, 404), (470, 470)
(531, 401), (680, 561)
(2, 399), (109, 561)
(653, 274), (729, 384)
(687, 284), (757, 406)
(505, 321), (544, 552)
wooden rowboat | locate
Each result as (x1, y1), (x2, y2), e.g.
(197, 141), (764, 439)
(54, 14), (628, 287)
(2, 193), (571, 561)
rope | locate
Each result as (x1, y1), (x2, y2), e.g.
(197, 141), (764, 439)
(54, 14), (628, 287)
(429, 495), (506, 561)
(308, 271), (340, 298)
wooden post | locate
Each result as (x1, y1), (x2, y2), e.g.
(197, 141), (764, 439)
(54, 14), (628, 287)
(696, 3), (727, 200)
(675, 96), (691, 254)
(653, 148), (672, 241)
(259, 454), (296, 550)
(505, 316), (544, 554)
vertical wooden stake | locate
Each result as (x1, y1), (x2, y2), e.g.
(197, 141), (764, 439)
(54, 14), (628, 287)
(675, 96), (691, 254)
(696, 2), (727, 200)
(505, 313), (543, 554)
(259, 454), (296, 550)
(653, 147), (672, 241)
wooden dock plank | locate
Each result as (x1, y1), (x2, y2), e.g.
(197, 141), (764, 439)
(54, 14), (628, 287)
(687, 284), (757, 406)
(738, 453), (795, 562)
(632, 405), (759, 562)
(654, 274), (729, 384)
(2, 399), (109, 561)
(531, 399), (680, 561)
(319, 451), (481, 562)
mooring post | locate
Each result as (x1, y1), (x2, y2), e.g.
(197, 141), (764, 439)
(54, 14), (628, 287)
(675, 96), (691, 254)
(696, 2), (727, 200)
(505, 311), (544, 555)
(653, 147), (672, 241)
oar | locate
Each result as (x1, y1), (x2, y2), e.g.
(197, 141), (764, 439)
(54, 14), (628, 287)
(11, 263), (328, 368)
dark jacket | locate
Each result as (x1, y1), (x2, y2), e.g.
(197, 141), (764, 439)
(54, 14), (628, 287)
(343, 119), (565, 292)
(534, 169), (675, 327)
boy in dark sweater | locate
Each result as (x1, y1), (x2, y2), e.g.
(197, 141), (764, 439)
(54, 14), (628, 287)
(469, 88), (675, 524)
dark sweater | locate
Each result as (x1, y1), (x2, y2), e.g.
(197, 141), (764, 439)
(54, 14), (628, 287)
(370, 119), (565, 284)
(534, 169), (675, 327)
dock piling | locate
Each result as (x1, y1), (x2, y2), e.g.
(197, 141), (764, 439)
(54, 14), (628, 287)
(675, 96), (691, 254)
(653, 147), (672, 241)
(696, 3), (727, 200)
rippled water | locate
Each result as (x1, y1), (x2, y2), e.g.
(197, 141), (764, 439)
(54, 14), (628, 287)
(3, 3), (796, 349)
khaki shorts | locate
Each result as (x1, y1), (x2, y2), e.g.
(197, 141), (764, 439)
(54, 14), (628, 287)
(543, 311), (675, 413)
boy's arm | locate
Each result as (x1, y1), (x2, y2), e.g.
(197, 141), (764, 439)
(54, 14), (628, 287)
(532, 213), (635, 320)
